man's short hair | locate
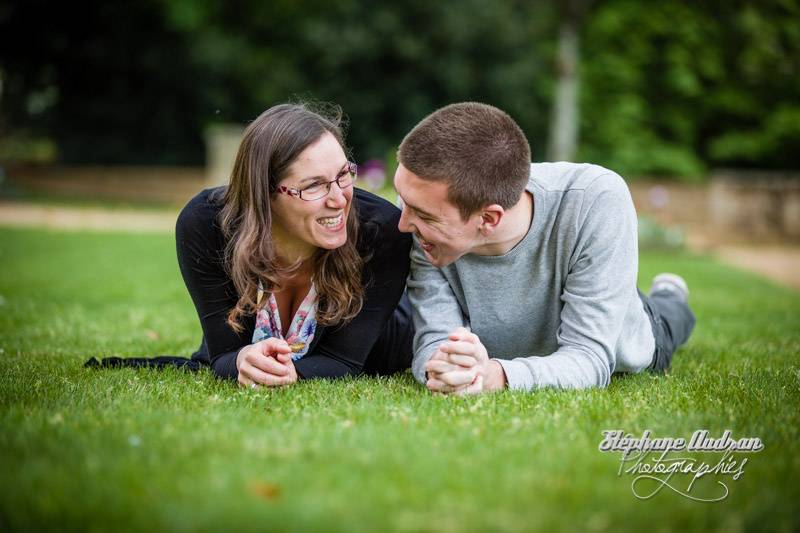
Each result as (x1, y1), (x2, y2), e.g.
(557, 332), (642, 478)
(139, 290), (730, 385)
(397, 102), (531, 220)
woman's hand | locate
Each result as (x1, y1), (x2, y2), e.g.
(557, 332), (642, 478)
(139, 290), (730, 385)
(236, 338), (298, 388)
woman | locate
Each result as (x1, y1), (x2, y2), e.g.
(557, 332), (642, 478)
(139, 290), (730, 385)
(89, 103), (414, 386)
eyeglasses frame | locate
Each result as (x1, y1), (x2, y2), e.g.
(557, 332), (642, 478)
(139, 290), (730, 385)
(276, 161), (358, 201)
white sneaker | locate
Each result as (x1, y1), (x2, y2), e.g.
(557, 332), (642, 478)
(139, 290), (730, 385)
(650, 273), (689, 303)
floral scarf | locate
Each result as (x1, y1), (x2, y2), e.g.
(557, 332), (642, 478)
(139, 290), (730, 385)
(252, 283), (318, 360)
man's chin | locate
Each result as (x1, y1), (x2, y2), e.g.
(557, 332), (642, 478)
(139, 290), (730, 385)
(422, 247), (439, 266)
(423, 247), (453, 268)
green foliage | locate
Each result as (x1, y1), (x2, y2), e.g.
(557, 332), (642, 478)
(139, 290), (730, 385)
(1, 228), (799, 530)
(637, 216), (685, 250)
(1, 1), (799, 175)
(158, 0), (557, 163)
(0, 0), (208, 164)
(581, 0), (800, 177)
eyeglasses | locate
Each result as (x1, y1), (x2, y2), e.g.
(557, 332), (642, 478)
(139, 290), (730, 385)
(277, 161), (357, 201)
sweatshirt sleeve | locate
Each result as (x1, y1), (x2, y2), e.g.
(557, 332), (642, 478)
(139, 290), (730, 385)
(406, 237), (470, 384)
(496, 173), (640, 390)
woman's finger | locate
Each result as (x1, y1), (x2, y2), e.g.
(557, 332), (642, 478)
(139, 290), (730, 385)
(263, 338), (292, 355)
(274, 351), (293, 364)
(249, 353), (290, 376)
(241, 364), (273, 386)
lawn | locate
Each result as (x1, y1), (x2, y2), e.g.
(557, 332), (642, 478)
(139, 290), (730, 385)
(0, 226), (798, 532)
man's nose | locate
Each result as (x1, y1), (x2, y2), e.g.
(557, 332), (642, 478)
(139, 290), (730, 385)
(397, 206), (413, 233)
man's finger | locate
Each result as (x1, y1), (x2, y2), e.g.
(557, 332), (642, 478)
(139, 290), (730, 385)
(440, 341), (478, 356)
(437, 368), (478, 387)
(429, 348), (449, 361)
(449, 329), (480, 345)
(426, 359), (463, 374)
(454, 375), (484, 396)
(448, 327), (470, 341)
(426, 377), (457, 394)
(446, 353), (477, 367)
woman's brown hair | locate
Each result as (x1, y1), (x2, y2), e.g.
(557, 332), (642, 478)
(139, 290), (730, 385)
(215, 103), (364, 332)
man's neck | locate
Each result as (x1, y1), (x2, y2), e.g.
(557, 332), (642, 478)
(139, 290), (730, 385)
(474, 191), (534, 256)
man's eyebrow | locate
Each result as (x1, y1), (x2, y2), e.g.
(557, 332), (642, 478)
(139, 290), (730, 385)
(403, 200), (438, 220)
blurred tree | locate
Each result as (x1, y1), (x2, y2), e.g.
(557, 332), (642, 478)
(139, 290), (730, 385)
(0, 0), (208, 164)
(547, 0), (594, 162)
(579, 0), (800, 177)
(160, 0), (556, 163)
(1, 0), (798, 175)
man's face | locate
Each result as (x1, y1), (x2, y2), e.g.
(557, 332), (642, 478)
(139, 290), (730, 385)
(394, 164), (482, 267)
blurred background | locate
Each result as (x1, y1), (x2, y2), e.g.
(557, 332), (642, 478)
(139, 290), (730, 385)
(0, 0), (798, 283)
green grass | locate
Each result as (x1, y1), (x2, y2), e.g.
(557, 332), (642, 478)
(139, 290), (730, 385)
(1, 226), (798, 532)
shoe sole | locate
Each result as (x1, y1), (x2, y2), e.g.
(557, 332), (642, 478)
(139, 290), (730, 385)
(651, 273), (689, 300)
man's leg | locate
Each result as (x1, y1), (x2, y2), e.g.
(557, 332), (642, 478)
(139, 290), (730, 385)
(361, 292), (415, 376)
(640, 273), (697, 373)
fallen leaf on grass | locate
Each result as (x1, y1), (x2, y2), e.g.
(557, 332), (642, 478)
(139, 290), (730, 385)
(145, 329), (160, 340)
(248, 481), (281, 501)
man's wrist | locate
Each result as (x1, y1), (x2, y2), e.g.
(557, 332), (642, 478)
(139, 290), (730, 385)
(485, 359), (508, 391)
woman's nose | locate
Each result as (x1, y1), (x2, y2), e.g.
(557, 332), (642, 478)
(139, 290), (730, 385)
(326, 182), (347, 207)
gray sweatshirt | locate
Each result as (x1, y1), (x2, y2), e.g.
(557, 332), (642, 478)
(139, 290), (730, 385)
(407, 162), (655, 390)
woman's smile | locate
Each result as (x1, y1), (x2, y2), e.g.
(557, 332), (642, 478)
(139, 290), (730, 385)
(317, 211), (344, 230)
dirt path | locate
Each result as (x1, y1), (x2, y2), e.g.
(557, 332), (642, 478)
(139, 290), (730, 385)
(713, 245), (800, 290)
(0, 201), (177, 233)
(2, 200), (799, 289)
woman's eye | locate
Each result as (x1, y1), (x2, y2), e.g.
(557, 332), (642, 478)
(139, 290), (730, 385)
(303, 182), (324, 193)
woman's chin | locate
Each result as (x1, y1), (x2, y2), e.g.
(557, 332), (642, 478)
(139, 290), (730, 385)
(314, 231), (347, 250)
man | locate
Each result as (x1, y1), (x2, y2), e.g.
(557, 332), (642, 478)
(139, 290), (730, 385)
(393, 102), (695, 394)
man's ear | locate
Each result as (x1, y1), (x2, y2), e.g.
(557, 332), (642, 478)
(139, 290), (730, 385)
(478, 205), (504, 235)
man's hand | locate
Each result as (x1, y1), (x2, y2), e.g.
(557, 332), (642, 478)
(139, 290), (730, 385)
(236, 338), (298, 388)
(425, 327), (507, 395)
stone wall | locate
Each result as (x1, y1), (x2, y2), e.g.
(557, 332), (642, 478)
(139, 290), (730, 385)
(4, 165), (205, 205)
(204, 124), (243, 186)
(709, 169), (800, 241)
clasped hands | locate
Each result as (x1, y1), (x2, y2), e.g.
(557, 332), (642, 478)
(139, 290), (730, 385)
(237, 338), (298, 388)
(236, 328), (507, 393)
(424, 327), (507, 395)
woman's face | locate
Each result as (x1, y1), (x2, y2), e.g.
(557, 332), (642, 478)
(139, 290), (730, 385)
(270, 132), (354, 261)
